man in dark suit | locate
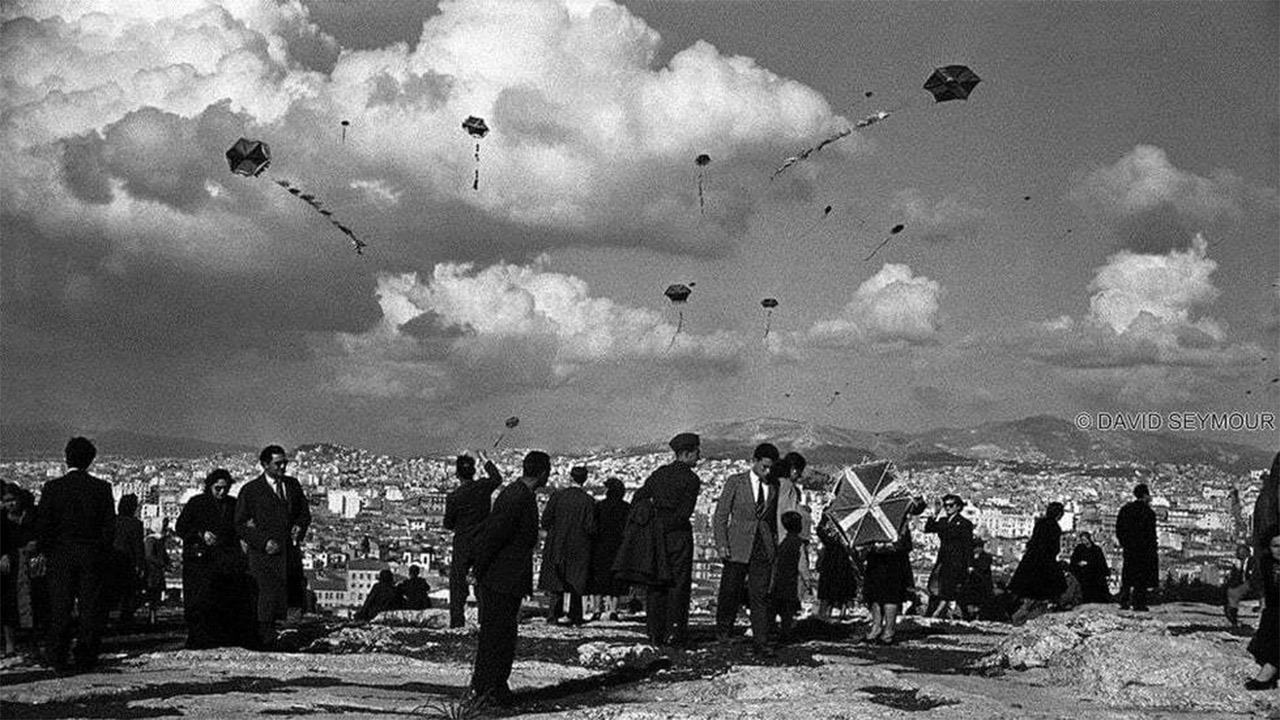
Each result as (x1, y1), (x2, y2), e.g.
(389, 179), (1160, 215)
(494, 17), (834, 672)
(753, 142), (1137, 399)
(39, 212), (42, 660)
(443, 451), (503, 628)
(469, 451), (551, 707)
(632, 432), (702, 647)
(36, 437), (115, 672)
(1116, 483), (1157, 611)
(235, 445), (311, 648)
(713, 442), (780, 656)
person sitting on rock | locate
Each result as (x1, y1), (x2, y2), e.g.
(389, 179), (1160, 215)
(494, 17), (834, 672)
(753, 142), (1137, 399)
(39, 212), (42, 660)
(397, 565), (432, 611)
(355, 569), (403, 621)
(1222, 544), (1253, 628)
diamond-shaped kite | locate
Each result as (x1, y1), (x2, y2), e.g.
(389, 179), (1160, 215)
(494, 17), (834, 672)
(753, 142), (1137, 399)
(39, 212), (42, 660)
(823, 460), (913, 548)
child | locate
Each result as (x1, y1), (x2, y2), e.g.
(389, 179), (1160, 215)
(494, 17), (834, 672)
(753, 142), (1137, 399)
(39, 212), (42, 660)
(771, 511), (805, 644)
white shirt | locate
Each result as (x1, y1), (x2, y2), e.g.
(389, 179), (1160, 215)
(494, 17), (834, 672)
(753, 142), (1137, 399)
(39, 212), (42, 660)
(749, 469), (769, 504)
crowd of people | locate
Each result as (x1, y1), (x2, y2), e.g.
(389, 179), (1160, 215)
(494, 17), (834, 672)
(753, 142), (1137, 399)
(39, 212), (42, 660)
(0, 436), (1274, 700)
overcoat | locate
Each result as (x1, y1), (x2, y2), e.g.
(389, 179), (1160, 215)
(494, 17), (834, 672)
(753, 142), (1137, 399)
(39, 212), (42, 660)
(473, 479), (540, 597)
(924, 513), (974, 599)
(235, 473), (311, 622)
(1009, 516), (1065, 600)
(611, 498), (672, 587)
(1115, 499), (1158, 588)
(537, 484), (596, 594)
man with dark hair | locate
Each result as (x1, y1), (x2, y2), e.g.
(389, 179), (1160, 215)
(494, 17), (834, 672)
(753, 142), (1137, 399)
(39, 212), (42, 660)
(713, 442), (781, 656)
(36, 437), (115, 671)
(355, 569), (404, 621)
(469, 450), (552, 707)
(398, 565), (432, 610)
(1116, 483), (1157, 611)
(235, 445), (311, 648)
(631, 432), (702, 647)
(443, 450), (503, 628)
(537, 466), (596, 625)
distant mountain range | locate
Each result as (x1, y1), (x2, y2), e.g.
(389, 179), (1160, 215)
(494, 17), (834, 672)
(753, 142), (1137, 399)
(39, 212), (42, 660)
(0, 422), (255, 460)
(2, 415), (1272, 471)
(659, 415), (1274, 472)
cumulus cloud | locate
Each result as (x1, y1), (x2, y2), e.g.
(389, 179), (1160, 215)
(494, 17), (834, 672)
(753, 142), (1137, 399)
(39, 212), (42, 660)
(1072, 145), (1278, 252)
(804, 264), (942, 346)
(1014, 234), (1262, 368)
(325, 258), (748, 398)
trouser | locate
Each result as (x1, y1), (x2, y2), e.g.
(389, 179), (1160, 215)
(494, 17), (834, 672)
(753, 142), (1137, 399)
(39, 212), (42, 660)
(449, 545), (475, 628)
(471, 586), (522, 698)
(548, 591), (583, 623)
(716, 531), (774, 647)
(45, 547), (108, 666)
(644, 531), (692, 645)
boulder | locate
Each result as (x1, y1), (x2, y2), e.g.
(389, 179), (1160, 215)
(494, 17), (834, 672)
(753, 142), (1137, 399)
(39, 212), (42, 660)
(369, 608), (453, 628)
(576, 642), (660, 671)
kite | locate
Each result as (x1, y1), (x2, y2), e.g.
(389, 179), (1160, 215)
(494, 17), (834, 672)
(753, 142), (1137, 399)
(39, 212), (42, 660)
(761, 297), (779, 338)
(694, 153), (711, 213)
(770, 111), (891, 181)
(492, 415), (520, 449)
(796, 203), (835, 241)
(340, 120), (350, 143)
(225, 138), (368, 255)
(462, 115), (489, 191)
(664, 283), (693, 349)
(822, 461), (918, 549)
(863, 223), (905, 262)
(924, 65), (982, 102)
(826, 390), (841, 406)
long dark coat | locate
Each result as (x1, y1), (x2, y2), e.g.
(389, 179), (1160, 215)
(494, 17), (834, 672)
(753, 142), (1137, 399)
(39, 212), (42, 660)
(1069, 543), (1111, 603)
(1009, 516), (1065, 600)
(537, 485), (596, 595)
(611, 498), (672, 587)
(1115, 499), (1158, 588)
(176, 491), (254, 648)
(473, 479), (540, 598)
(587, 496), (630, 596)
(234, 474), (311, 622)
(924, 513), (974, 600)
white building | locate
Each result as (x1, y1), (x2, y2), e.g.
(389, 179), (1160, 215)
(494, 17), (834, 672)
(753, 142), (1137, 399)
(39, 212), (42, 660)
(327, 489), (362, 519)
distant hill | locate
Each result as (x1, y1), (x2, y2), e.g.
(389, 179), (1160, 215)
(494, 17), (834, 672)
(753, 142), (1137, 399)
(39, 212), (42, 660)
(0, 422), (256, 460)
(630, 415), (1272, 472)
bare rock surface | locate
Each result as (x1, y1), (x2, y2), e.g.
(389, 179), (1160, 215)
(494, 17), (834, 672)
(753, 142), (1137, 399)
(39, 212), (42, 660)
(2, 603), (1275, 719)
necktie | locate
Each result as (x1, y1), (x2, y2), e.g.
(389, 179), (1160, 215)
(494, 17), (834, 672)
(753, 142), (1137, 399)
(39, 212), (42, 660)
(755, 481), (765, 517)
(275, 479), (285, 501)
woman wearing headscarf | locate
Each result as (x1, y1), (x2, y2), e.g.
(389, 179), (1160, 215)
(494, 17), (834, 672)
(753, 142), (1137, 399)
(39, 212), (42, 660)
(1009, 502), (1067, 624)
(587, 477), (630, 620)
(175, 469), (254, 648)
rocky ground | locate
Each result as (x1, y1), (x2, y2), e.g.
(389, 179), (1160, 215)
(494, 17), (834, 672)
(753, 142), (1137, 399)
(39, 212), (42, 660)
(2, 602), (1276, 719)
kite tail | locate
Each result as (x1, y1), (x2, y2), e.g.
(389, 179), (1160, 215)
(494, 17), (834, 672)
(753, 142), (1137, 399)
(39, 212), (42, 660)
(492, 432), (505, 449)
(698, 173), (705, 214)
(275, 178), (368, 255)
(667, 311), (684, 351)
(763, 310), (773, 339)
(864, 235), (894, 262)
(473, 143), (481, 191)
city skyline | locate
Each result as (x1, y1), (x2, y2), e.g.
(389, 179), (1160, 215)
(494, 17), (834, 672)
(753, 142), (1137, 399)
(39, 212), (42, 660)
(2, 0), (1277, 456)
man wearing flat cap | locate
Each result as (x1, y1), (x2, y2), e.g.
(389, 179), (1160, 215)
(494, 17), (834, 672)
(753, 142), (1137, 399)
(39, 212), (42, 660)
(537, 465), (596, 625)
(631, 432), (702, 646)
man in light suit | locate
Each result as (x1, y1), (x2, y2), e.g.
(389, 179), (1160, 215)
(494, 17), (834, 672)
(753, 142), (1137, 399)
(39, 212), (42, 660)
(469, 450), (552, 707)
(713, 443), (781, 657)
(235, 445), (311, 649)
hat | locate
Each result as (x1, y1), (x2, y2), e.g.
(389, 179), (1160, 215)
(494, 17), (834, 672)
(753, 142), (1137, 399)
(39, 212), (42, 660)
(669, 432), (700, 452)
(570, 466), (588, 482)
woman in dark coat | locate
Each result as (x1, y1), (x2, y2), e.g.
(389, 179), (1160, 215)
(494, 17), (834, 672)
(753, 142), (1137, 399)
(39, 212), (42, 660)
(175, 469), (254, 648)
(1009, 502), (1067, 624)
(815, 517), (858, 620)
(1069, 531), (1111, 603)
(861, 498), (927, 644)
(109, 494), (146, 630)
(960, 537), (994, 619)
(1244, 531), (1279, 690)
(924, 494), (974, 618)
(587, 477), (630, 619)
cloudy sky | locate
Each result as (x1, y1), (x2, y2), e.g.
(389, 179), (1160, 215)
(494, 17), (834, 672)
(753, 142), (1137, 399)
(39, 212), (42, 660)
(2, 0), (1276, 455)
